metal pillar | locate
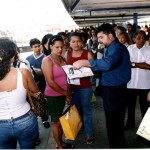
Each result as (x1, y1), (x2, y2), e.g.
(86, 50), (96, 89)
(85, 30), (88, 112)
(133, 13), (138, 32)
(112, 19), (115, 25)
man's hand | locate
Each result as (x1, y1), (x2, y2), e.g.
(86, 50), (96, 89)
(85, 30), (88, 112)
(73, 60), (91, 70)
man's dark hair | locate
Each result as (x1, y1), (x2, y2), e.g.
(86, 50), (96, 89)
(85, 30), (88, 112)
(29, 38), (41, 48)
(134, 30), (147, 39)
(96, 23), (116, 38)
(127, 23), (133, 27)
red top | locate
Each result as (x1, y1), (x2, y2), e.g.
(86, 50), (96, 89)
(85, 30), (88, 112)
(67, 50), (92, 89)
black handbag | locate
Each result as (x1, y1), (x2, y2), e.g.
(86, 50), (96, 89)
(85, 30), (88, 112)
(28, 92), (48, 117)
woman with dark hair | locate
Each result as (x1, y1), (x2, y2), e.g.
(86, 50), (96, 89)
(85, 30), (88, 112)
(13, 47), (31, 71)
(57, 32), (70, 57)
(42, 35), (73, 149)
(66, 32), (94, 144)
(41, 33), (53, 56)
(0, 38), (39, 149)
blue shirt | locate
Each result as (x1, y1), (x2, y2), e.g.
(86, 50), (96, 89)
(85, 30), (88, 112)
(89, 39), (131, 87)
(26, 53), (45, 83)
(26, 54), (45, 69)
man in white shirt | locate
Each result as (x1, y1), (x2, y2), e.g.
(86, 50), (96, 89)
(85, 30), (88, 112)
(125, 30), (150, 130)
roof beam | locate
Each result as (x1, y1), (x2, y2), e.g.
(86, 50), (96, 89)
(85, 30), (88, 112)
(89, 6), (150, 12)
(73, 14), (150, 20)
(70, 0), (80, 12)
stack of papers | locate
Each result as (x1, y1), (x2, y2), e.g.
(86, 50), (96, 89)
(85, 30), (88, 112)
(62, 65), (94, 79)
(62, 65), (94, 85)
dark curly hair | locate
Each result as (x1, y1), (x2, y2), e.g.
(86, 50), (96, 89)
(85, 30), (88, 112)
(0, 38), (17, 80)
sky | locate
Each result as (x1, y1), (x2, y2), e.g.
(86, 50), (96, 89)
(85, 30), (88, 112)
(0, 0), (78, 41)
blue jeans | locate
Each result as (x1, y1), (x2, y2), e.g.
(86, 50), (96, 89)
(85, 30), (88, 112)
(0, 110), (39, 149)
(71, 88), (93, 137)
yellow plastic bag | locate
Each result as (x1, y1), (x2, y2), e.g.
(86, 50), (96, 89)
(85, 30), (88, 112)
(59, 105), (82, 140)
(91, 92), (96, 103)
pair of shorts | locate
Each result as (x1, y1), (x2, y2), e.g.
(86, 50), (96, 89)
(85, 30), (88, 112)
(45, 96), (65, 122)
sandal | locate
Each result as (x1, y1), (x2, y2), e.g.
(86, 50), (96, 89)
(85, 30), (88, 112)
(62, 143), (74, 149)
(35, 138), (41, 146)
(86, 136), (94, 145)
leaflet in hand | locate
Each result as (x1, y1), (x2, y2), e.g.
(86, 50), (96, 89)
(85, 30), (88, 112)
(62, 65), (94, 79)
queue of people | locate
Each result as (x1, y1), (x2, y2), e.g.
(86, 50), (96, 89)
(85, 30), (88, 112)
(0, 23), (150, 149)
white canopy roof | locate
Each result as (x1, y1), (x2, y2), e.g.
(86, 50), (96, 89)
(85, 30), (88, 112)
(61, 0), (150, 27)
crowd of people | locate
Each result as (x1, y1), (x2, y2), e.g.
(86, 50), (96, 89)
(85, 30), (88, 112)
(0, 22), (150, 149)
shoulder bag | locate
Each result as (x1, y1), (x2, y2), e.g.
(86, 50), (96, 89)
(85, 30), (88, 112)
(27, 91), (48, 117)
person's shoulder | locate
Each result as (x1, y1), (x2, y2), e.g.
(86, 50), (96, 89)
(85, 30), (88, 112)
(144, 45), (150, 49)
(143, 45), (150, 53)
(26, 54), (33, 60)
(42, 55), (52, 64)
(127, 44), (136, 50)
(110, 39), (122, 48)
(19, 59), (31, 70)
(22, 59), (29, 64)
(19, 67), (31, 76)
(82, 49), (89, 53)
(41, 53), (46, 57)
(37, 53), (46, 60)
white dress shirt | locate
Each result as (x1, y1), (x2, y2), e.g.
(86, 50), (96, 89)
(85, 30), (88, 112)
(127, 44), (150, 89)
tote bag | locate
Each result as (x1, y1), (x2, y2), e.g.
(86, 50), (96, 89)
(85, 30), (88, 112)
(59, 105), (82, 140)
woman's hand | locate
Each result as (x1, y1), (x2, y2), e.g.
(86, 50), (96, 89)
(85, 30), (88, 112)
(147, 91), (150, 102)
(65, 96), (72, 104)
(29, 91), (41, 98)
(64, 91), (72, 104)
(65, 91), (72, 98)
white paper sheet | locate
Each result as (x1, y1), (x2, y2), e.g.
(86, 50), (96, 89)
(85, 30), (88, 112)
(136, 107), (150, 141)
(62, 65), (94, 79)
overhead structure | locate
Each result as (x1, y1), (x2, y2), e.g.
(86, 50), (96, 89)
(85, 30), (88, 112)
(61, 0), (150, 27)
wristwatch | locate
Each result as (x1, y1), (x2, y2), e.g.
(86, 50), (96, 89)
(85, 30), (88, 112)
(131, 63), (135, 67)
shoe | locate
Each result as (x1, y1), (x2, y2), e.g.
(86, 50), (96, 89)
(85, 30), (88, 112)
(86, 136), (94, 144)
(43, 121), (50, 128)
(35, 138), (41, 146)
